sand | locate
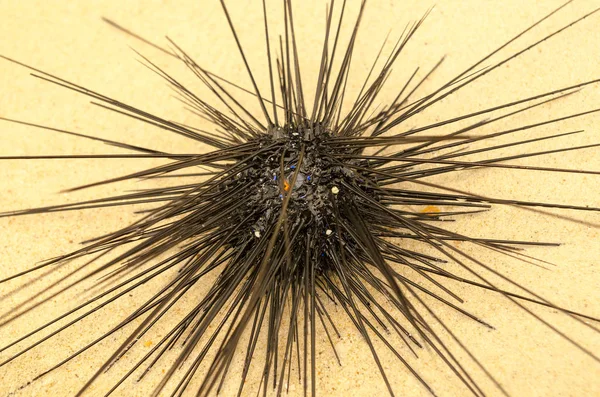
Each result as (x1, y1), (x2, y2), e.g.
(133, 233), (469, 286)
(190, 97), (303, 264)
(0, 1), (599, 396)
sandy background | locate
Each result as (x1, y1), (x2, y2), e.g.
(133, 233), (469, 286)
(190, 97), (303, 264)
(1, 0), (599, 396)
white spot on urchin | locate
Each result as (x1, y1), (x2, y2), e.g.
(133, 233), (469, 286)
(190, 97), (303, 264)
(325, 229), (332, 236)
(254, 231), (261, 238)
(331, 186), (339, 195)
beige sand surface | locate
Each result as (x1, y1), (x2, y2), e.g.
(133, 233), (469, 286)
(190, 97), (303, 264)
(0, 1), (599, 396)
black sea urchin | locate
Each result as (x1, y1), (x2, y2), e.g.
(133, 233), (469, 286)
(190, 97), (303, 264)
(1, 1), (600, 397)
